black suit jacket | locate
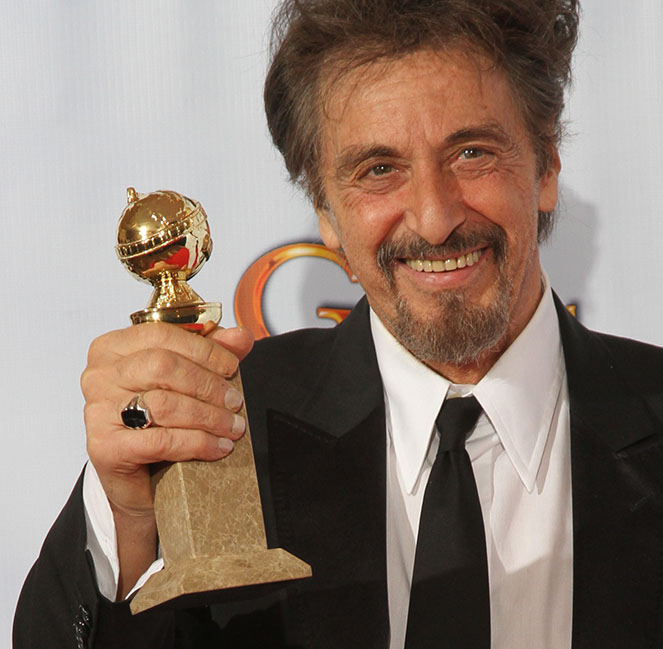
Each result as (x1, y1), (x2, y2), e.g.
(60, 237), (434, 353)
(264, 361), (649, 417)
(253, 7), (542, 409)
(14, 295), (663, 648)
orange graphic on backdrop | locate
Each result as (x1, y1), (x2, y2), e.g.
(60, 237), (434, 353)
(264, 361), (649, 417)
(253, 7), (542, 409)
(234, 243), (358, 340)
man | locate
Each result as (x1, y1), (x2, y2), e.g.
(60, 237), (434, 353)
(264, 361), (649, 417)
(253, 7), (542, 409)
(14, 1), (663, 648)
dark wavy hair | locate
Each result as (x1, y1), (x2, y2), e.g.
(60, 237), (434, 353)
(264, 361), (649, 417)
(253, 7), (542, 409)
(265, 0), (580, 241)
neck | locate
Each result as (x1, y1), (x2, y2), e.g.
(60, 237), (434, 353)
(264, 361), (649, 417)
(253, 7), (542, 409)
(425, 348), (502, 385)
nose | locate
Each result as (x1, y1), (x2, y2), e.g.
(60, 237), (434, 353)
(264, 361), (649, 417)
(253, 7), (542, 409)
(403, 165), (466, 244)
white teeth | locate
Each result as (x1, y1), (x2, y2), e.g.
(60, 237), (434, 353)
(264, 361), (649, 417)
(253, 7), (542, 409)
(405, 250), (482, 273)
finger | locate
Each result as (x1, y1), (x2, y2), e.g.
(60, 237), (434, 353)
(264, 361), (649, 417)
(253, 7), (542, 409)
(137, 426), (238, 464)
(89, 322), (241, 377)
(88, 421), (236, 470)
(208, 326), (254, 362)
(89, 349), (244, 408)
(138, 390), (246, 440)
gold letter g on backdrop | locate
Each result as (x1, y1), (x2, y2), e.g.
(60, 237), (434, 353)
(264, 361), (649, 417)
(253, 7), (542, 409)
(234, 243), (358, 340)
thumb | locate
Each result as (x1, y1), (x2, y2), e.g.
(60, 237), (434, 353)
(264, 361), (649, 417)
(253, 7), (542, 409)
(208, 326), (255, 361)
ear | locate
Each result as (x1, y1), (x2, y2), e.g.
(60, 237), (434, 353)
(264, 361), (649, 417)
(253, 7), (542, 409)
(537, 148), (561, 213)
(317, 206), (342, 250)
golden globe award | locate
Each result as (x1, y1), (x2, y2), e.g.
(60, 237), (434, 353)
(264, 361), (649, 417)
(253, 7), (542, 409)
(116, 188), (311, 614)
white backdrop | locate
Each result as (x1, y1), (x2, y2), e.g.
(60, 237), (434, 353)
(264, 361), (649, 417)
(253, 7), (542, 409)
(2, 1), (662, 644)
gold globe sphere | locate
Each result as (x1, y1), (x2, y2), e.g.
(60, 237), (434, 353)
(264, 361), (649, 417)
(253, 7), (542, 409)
(116, 187), (213, 283)
(116, 188), (221, 331)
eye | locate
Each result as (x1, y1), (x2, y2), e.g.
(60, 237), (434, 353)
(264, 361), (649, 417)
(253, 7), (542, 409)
(459, 147), (486, 160)
(368, 163), (395, 176)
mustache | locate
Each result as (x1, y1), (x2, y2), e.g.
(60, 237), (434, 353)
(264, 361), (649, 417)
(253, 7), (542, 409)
(376, 225), (507, 278)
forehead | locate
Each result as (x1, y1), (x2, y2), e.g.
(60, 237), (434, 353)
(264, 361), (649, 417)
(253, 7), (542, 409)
(318, 48), (527, 157)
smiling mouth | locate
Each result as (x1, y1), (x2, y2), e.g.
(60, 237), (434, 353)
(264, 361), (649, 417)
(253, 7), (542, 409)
(403, 249), (484, 273)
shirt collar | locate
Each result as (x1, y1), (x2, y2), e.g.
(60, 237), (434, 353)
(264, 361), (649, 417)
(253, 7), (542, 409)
(370, 274), (564, 494)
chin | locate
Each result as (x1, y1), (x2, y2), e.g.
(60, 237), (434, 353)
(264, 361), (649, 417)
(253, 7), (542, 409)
(388, 275), (513, 367)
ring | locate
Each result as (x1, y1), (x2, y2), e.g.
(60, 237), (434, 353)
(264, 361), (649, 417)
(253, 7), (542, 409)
(121, 393), (153, 429)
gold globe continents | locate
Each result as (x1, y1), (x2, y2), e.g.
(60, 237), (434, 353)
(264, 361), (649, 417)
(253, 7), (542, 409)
(116, 187), (221, 333)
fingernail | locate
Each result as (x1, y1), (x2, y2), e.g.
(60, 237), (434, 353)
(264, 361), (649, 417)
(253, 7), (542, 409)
(224, 388), (243, 410)
(232, 414), (246, 437)
(218, 437), (234, 453)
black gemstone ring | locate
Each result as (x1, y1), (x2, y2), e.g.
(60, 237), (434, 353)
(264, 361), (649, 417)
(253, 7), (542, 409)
(121, 393), (153, 429)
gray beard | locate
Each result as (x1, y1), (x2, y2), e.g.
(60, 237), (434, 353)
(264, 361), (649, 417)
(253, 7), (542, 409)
(376, 226), (512, 367)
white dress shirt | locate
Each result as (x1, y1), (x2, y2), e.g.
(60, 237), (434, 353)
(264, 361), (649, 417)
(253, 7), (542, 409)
(84, 280), (573, 648)
(373, 281), (573, 649)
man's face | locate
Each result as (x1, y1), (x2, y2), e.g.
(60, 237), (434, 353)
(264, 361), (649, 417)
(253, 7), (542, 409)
(315, 48), (560, 379)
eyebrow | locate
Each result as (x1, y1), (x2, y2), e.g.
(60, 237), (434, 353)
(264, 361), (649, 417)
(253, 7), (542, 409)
(444, 122), (514, 149)
(334, 145), (399, 178)
(333, 121), (515, 178)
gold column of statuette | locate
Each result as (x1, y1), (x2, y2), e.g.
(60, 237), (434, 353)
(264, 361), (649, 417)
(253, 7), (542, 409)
(116, 188), (311, 614)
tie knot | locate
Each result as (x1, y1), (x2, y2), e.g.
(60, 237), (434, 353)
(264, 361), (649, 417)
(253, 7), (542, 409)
(435, 395), (483, 451)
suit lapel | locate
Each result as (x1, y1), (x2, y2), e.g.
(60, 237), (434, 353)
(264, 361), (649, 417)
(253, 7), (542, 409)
(267, 299), (390, 649)
(555, 297), (663, 648)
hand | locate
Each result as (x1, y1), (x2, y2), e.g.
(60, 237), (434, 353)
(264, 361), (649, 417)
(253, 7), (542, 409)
(81, 322), (254, 595)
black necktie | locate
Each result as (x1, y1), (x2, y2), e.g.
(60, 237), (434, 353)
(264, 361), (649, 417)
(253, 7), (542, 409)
(404, 395), (490, 649)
